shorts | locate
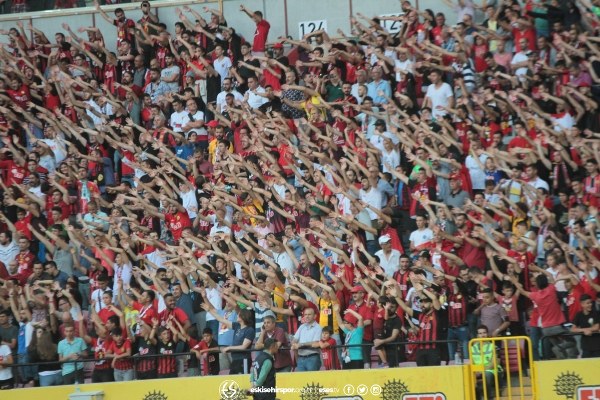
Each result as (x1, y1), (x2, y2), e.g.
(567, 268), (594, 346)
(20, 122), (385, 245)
(0, 377), (14, 390)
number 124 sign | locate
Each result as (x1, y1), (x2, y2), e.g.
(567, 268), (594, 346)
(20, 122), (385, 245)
(298, 20), (327, 39)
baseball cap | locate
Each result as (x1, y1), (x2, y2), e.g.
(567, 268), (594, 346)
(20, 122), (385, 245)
(206, 120), (219, 128)
(378, 234), (391, 244)
(272, 43), (283, 49)
(351, 285), (365, 293)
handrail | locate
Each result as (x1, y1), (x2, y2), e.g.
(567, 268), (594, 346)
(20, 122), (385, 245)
(11, 338), (462, 367)
(0, 0), (220, 23)
(8, 338), (461, 385)
(540, 331), (600, 360)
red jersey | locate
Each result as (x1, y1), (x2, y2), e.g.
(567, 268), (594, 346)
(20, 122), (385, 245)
(253, 19), (270, 52)
(6, 84), (31, 108)
(164, 211), (192, 242)
(565, 285), (584, 322)
(133, 302), (157, 332)
(0, 160), (25, 186)
(114, 18), (135, 45)
(98, 307), (117, 324)
(157, 340), (176, 375)
(320, 338), (341, 370)
(108, 339), (134, 370)
(158, 307), (189, 327)
(91, 336), (112, 370)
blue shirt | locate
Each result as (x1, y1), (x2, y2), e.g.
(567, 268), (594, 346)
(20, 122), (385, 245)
(367, 80), (392, 105)
(341, 326), (364, 361)
(231, 322), (255, 361)
(57, 337), (87, 376)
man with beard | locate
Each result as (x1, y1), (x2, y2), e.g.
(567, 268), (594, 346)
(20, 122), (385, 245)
(373, 298), (402, 367)
(143, 68), (170, 103)
(161, 53), (181, 94)
(116, 70), (142, 101)
(395, 281), (443, 366)
(216, 78), (244, 113)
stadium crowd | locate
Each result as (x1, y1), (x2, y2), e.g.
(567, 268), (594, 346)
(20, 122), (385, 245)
(0, 0), (599, 390)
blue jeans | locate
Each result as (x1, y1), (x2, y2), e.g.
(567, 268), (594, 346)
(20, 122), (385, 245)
(39, 371), (63, 387)
(18, 353), (37, 383)
(114, 368), (134, 382)
(447, 325), (470, 361)
(529, 326), (542, 361)
(296, 354), (321, 371)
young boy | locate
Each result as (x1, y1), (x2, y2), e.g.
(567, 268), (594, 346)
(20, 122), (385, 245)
(106, 327), (134, 382)
(318, 327), (340, 370)
(191, 327), (220, 376)
(155, 326), (177, 378)
(496, 282), (521, 335)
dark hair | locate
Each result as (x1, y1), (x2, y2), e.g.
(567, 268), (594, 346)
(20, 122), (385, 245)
(111, 327), (123, 336)
(239, 309), (254, 326)
(144, 289), (156, 302)
(203, 327), (213, 335)
(476, 324), (489, 333)
(536, 274), (549, 290)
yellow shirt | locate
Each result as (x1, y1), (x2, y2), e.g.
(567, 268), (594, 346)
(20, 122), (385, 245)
(271, 287), (285, 323)
(318, 297), (340, 334)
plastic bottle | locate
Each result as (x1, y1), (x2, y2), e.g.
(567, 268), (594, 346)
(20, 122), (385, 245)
(454, 352), (462, 365)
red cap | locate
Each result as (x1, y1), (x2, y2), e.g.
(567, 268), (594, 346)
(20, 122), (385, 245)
(273, 43), (283, 49)
(206, 120), (220, 128)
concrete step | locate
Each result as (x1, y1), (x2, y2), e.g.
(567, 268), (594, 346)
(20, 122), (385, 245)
(501, 385), (533, 396)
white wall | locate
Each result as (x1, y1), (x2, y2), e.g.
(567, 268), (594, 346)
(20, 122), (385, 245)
(0, 0), (457, 55)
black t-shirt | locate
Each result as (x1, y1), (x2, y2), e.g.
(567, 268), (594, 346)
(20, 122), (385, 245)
(573, 310), (600, 352)
(383, 314), (402, 347)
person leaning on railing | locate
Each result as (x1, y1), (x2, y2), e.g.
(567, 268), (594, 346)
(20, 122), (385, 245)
(571, 294), (600, 358)
(0, 339), (14, 390)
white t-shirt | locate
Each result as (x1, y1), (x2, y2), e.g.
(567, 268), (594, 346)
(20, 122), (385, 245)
(273, 251), (295, 277)
(170, 110), (190, 133)
(0, 344), (12, 380)
(216, 90), (244, 112)
(0, 241), (19, 268)
(409, 228), (434, 250)
(41, 137), (67, 165)
(381, 148), (400, 173)
(186, 110), (207, 139)
(245, 87), (268, 109)
(359, 187), (384, 220)
(465, 153), (489, 190)
(394, 58), (414, 81)
(213, 57), (232, 85)
(180, 190), (199, 219)
(161, 65), (181, 92)
(375, 249), (401, 277)
(425, 82), (453, 118)
(205, 287), (222, 321)
(511, 52), (529, 80)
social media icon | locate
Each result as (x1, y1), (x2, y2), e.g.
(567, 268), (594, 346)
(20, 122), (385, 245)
(343, 384), (355, 395)
(371, 384), (382, 395)
(357, 384), (368, 395)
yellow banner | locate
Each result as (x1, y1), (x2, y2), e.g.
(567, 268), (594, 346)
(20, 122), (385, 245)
(2, 366), (468, 400)
(536, 359), (600, 400)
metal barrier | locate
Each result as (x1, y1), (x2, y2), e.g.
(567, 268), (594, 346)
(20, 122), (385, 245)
(8, 339), (461, 387)
(540, 332), (600, 360)
(468, 336), (536, 400)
